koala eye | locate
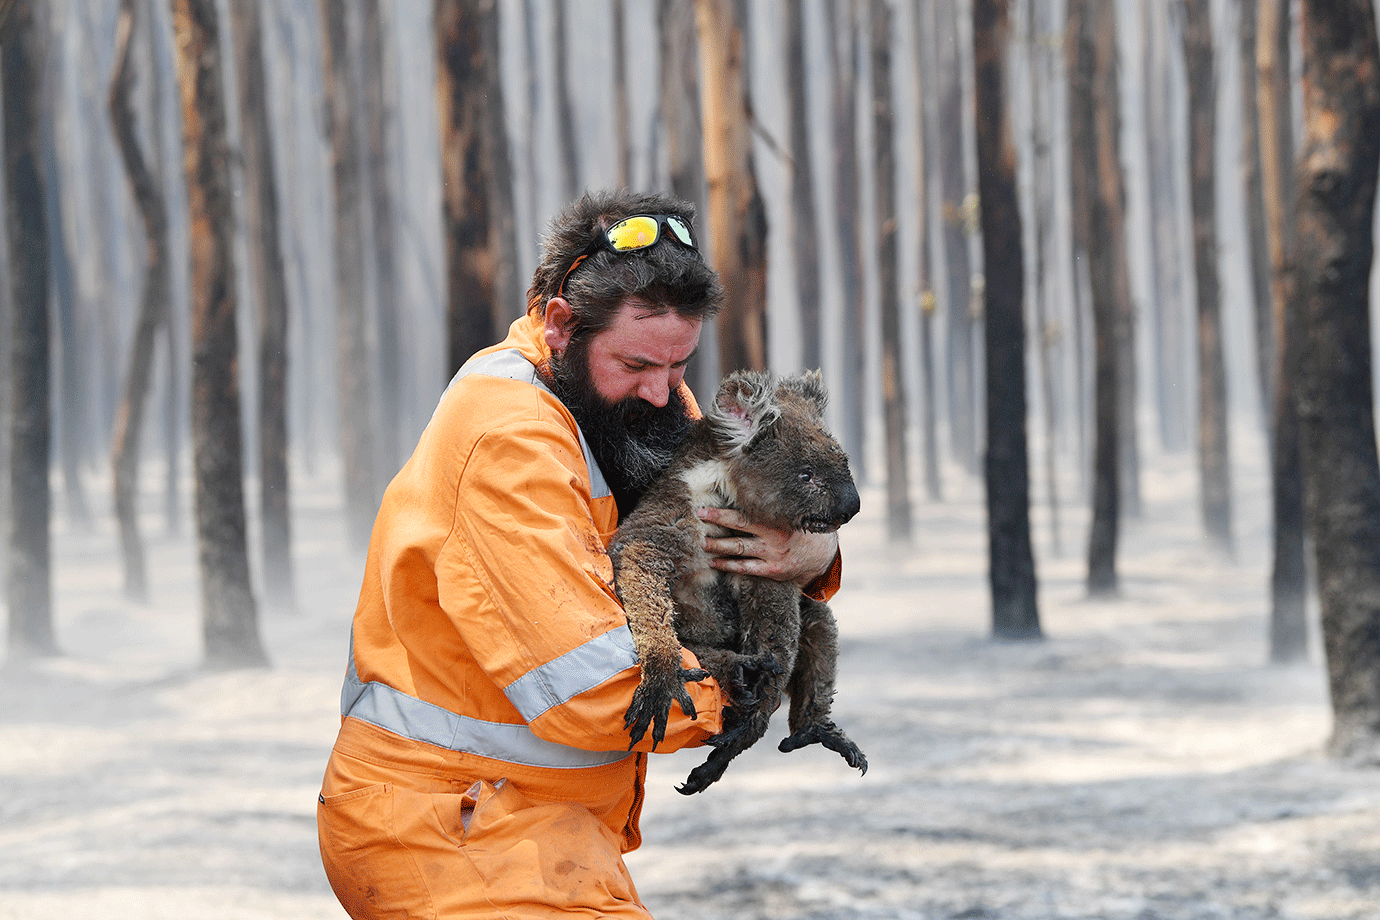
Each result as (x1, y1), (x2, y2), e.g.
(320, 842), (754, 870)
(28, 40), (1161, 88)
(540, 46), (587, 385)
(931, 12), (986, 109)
(797, 470), (815, 484)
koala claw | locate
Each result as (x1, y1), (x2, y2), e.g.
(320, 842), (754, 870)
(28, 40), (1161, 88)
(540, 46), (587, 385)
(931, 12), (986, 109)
(779, 720), (868, 775)
(625, 666), (710, 750)
(675, 757), (727, 795)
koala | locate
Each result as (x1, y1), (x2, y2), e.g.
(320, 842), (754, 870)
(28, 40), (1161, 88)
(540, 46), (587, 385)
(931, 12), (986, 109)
(609, 369), (867, 795)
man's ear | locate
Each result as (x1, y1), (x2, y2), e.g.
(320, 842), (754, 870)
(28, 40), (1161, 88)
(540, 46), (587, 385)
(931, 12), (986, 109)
(544, 298), (575, 353)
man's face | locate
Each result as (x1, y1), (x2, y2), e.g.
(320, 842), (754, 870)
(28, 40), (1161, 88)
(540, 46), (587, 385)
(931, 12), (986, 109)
(563, 300), (702, 407)
(545, 298), (703, 508)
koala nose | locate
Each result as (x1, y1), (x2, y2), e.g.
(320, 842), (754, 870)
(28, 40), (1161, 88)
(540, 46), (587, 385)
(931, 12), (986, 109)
(835, 480), (861, 524)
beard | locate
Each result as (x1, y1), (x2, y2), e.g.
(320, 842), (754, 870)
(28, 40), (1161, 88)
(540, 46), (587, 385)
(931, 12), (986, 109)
(546, 338), (693, 515)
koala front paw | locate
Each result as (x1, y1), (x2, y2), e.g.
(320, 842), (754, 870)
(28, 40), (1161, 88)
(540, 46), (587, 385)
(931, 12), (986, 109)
(778, 719), (868, 775)
(625, 665), (710, 750)
(725, 650), (783, 708)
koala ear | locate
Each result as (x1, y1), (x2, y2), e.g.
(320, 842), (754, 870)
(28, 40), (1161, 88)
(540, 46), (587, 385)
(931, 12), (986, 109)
(778, 369), (829, 421)
(708, 371), (782, 453)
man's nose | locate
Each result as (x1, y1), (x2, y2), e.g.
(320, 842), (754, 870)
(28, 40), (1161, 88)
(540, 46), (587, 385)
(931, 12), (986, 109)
(638, 374), (671, 407)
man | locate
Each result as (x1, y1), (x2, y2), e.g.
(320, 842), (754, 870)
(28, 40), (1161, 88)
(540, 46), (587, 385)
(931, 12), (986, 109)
(318, 190), (842, 918)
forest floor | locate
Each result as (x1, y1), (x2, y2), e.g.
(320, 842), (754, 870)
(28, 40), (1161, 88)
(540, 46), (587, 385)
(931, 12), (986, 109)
(2, 440), (1378, 920)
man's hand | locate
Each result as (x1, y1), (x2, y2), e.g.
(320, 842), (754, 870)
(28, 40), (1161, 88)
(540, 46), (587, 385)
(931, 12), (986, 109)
(697, 507), (838, 589)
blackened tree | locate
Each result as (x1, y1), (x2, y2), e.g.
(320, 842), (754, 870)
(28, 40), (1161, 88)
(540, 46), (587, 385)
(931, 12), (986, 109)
(3, 0), (56, 660)
(172, 0), (267, 669)
(974, 0), (1039, 638)
(1293, 0), (1380, 761)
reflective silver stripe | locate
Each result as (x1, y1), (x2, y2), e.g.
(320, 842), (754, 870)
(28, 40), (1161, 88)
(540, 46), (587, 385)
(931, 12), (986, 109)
(503, 624), (638, 721)
(341, 637), (630, 769)
(442, 348), (611, 500)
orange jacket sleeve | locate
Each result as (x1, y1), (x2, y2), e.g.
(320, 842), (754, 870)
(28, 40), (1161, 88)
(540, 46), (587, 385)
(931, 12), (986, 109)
(439, 411), (724, 753)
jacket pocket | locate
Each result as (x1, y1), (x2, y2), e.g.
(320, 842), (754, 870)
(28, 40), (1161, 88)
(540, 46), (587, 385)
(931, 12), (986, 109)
(448, 779), (640, 913)
(318, 783), (431, 920)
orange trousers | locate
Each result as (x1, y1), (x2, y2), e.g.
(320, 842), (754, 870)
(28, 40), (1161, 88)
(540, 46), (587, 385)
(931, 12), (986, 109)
(318, 719), (654, 919)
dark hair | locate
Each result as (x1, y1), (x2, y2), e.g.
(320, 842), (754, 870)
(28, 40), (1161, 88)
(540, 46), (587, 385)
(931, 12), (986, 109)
(526, 189), (723, 340)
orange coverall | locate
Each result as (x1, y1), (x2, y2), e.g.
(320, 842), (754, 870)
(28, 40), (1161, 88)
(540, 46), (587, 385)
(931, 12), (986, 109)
(318, 312), (840, 919)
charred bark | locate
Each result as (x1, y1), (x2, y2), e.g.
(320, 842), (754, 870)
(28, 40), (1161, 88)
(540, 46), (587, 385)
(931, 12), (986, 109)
(657, 0), (713, 395)
(1257, 0), (1308, 664)
(320, 0), (379, 552)
(552, 0), (580, 200)
(231, 0), (294, 610)
(172, 0), (267, 669)
(913, 0), (941, 502)
(974, 0), (1039, 638)
(823, 0), (865, 471)
(1182, 0), (1234, 556)
(870, 0), (911, 543)
(937, 0), (978, 475)
(612, 0), (631, 188)
(360, 0), (401, 478)
(694, 0), (768, 375)
(1240, 0), (1274, 422)
(1068, 0), (1128, 596)
(437, 0), (502, 375)
(3, 0), (56, 660)
(108, 0), (172, 604)
(786, 0), (823, 374)
(1294, 0), (1380, 762)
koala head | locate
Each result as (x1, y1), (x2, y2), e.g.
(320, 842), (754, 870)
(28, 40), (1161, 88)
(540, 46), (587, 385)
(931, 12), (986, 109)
(706, 370), (861, 534)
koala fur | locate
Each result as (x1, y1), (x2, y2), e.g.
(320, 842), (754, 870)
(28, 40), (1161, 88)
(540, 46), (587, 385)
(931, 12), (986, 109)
(609, 369), (867, 794)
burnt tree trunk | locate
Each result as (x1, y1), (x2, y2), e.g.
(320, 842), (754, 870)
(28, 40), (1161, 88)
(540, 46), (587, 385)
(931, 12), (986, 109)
(658, 0), (711, 393)
(108, 0), (171, 604)
(437, 0), (502, 373)
(231, 0), (294, 610)
(142, 0), (183, 536)
(1068, 0), (1126, 596)
(659, 0), (707, 229)
(613, 0), (631, 188)
(1257, 0), (1308, 663)
(870, 0), (911, 542)
(913, 0), (942, 502)
(974, 0), (1039, 639)
(938, 0), (978, 475)
(172, 0), (267, 669)
(361, 0), (401, 477)
(552, 0), (580, 200)
(1240, 0), (1274, 421)
(786, 0), (823, 374)
(1294, 0), (1380, 761)
(1023, 0), (1057, 548)
(1182, 0), (1234, 555)
(43, 37), (88, 530)
(656, 0), (713, 395)
(3, 0), (56, 660)
(823, 0), (865, 471)
(482, 4), (521, 332)
(320, 0), (379, 552)
(695, 0), (768, 374)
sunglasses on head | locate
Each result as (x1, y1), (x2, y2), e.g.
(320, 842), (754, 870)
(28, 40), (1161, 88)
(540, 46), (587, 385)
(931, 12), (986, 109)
(558, 214), (698, 298)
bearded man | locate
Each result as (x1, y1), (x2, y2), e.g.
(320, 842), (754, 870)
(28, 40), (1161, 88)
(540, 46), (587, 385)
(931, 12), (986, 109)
(317, 190), (842, 919)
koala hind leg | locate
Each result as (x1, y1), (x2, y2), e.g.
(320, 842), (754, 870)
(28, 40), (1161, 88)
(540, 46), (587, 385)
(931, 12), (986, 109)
(678, 579), (799, 794)
(778, 596), (867, 774)
(676, 686), (776, 794)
